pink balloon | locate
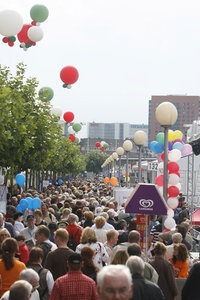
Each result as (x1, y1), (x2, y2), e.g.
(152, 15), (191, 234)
(155, 174), (164, 186)
(181, 144), (192, 156)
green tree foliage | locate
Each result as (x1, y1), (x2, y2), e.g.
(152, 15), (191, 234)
(0, 63), (85, 176)
(85, 150), (108, 174)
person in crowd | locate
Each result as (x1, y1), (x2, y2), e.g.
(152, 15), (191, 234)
(96, 264), (133, 300)
(104, 229), (119, 262)
(15, 234), (29, 264)
(126, 255), (164, 300)
(45, 228), (74, 280)
(181, 261), (200, 300)
(50, 253), (98, 300)
(148, 217), (162, 253)
(127, 243), (158, 284)
(93, 216), (107, 243)
(178, 206), (189, 224)
(0, 228), (11, 256)
(81, 211), (94, 228)
(13, 212), (24, 235)
(59, 208), (71, 224)
(92, 212), (114, 230)
(169, 243), (189, 278)
(26, 247), (54, 300)
(41, 203), (57, 225)
(34, 209), (47, 226)
(165, 232), (183, 260)
(106, 209), (117, 228)
(0, 238), (26, 297)
(81, 246), (99, 282)
(149, 241), (178, 300)
(66, 213), (82, 250)
(116, 219), (128, 244)
(110, 249), (129, 265)
(0, 213), (16, 238)
(48, 222), (58, 243)
(20, 215), (37, 250)
(19, 269), (40, 300)
(35, 225), (57, 266)
(76, 227), (109, 269)
(5, 280), (32, 300)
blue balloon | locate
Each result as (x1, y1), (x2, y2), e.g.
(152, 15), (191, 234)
(154, 142), (164, 154)
(16, 204), (23, 213)
(150, 141), (157, 152)
(173, 142), (183, 151)
(32, 197), (41, 210)
(58, 178), (63, 185)
(16, 173), (26, 187)
(26, 197), (33, 210)
(19, 199), (28, 211)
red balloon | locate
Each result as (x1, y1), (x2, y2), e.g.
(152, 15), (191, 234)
(68, 134), (76, 142)
(155, 174), (164, 186)
(167, 162), (180, 174)
(8, 41), (14, 47)
(95, 142), (101, 147)
(2, 37), (9, 43)
(17, 24), (32, 44)
(60, 66), (79, 85)
(100, 147), (105, 151)
(63, 111), (74, 123)
(167, 185), (180, 197)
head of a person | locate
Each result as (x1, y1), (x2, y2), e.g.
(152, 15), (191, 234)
(107, 209), (115, 219)
(176, 225), (187, 239)
(153, 241), (166, 256)
(9, 280), (32, 300)
(106, 229), (119, 245)
(81, 246), (96, 264)
(110, 249), (129, 265)
(128, 219), (137, 231)
(20, 268), (40, 293)
(99, 212), (109, 221)
(127, 243), (141, 257)
(27, 246), (44, 265)
(126, 256), (145, 278)
(97, 264), (133, 300)
(173, 243), (188, 262)
(116, 219), (127, 230)
(95, 216), (106, 229)
(83, 211), (94, 221)
(55, 228), (69, 245)
(15, 234), (26, 246)
(0, 228), (11, 243)
(2, 237), (18, 256)
(80, 227), (97, 244)
(172, 232), (183, 244)
(35, 225), (50, 243)
(67, 213), (78, 224)
(67, 253), (82, 271)
(128, 230), (140, 244)
(26, 215), (35, 228)
(33, 209), (42, 219)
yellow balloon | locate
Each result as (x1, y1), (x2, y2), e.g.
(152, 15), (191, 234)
(168, 130), (175, 142)
(174, 130), (183, 140)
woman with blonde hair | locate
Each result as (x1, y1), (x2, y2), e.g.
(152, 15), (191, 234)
(0, 237), (26, 297)
(110, 249), (129, 265)
(75, 227), (109, 269)
(93, 216), (107, 243)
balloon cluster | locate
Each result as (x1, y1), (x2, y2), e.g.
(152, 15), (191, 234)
(62, 111), (82, 144)
(60, 66), (79, 88)
(151, 130), (193, 230)
(0, 4), (48, 49)
(16, 196), (41, 212)
(95, 141), (109, 151)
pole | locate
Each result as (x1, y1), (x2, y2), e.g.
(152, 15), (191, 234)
(119, 156), (121, 187)
(126, 152), (129, 187)
(163, 126), (169, 202)
(138, 145), (142, 183)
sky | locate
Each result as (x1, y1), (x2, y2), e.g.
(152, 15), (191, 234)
(1, 0), (200, 138)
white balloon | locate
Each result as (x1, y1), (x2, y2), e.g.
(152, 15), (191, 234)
(157, 186), (163, 196)
(167, 197), (179, 210)
(157, 162), (164, 174)
(168, 173), (180, 185)
(0, 10), (23, 36)
(167, 208), (175, 217)
(100, 141), (106, 147)
(28, 26), (44, 42)
(168, 149), (181, 162)
(0, 175), (4, 185)
(68, 126), (75, 134)
(164, 217), (176, 229)
(51, 107), (62, 117)
(175, 182), (181, 191)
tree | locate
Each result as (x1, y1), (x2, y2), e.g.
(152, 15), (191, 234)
(85, 150), (108, 174)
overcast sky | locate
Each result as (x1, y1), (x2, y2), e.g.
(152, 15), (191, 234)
(1, 0), (200, 137)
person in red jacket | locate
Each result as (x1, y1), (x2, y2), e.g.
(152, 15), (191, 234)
(15, 234), (29, 264)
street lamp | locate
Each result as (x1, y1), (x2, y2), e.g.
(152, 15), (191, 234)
(116, 147), (124, 187)
(155, 102), (178, 201)
(123, 140), (133, 187)
(133, 130), (147, 183)
(112, 152), (118, 177)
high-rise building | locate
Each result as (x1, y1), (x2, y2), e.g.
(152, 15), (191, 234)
(148, 95), (200, 143)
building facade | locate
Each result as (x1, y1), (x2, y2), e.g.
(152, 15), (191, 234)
(148, 95), (200, 143)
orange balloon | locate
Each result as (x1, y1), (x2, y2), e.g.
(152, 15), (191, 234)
(103, 177), (109, 184)
(110, 177), (118, 187)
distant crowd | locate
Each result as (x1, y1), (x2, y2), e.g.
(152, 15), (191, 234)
(0, 179), (199, 300)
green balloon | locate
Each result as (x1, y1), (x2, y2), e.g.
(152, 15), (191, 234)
(72, 123), (82, 132)
(30, 4), (49, 22)
(156, 132), (164, 143)
(10, 36), (16, 42)
(103, 143), (109, 149)
(75, 137), (80, 144)
(39, 87), (54, 101)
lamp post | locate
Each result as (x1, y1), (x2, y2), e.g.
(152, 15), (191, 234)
(112, 152), (118, 178)
(133, 130), (147, 183)
(155, 102), (178, 201)
(116, 147), (124, 187)
(123, 140), (133, 187)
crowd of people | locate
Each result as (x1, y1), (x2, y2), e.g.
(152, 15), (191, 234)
(0, 178), (199, 300)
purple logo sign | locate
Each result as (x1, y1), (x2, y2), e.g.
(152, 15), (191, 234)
(125, 183), (168, 216)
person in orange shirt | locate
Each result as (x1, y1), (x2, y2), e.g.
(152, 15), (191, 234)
(169, 243), (189, 278)
(0, 238), (26, 296)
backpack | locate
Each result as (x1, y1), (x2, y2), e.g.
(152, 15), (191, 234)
(67, 227), (80, 251)
(39, 242), (52, 265)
